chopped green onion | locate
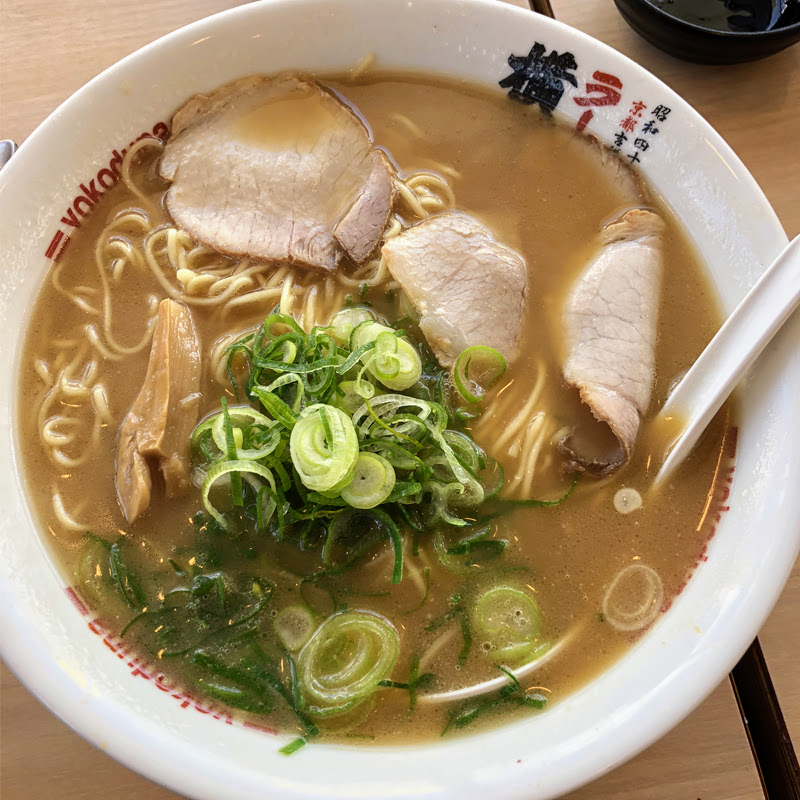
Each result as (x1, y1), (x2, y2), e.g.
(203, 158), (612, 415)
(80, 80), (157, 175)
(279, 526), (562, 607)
(331, 379), (377, 414)
(190, 310), (519, 592)
(201, 460), (277, 530)
(453, 345), (507, 404)
(473, 586), (542, 662)
(290, 404), (359, 493)
(279, 737), (307, 755)
(458, 614), (472, 668)
(328, 307), (375, 346)
(220, 397), (243, 507)
(441, 670), (547, 736)
(502, 476), (579, 509)
(322, 508), (404, 584)
(297, 610), (399, 715)
(352, 322), (422, 391)
(377, 653), (433, 710)
(340, 453), (396, 509)
(210, 406), (281, 460)
(108, 540), (148, 610)
(199, 682), (272, 715)
(76, 538), (112, 607)
(443, 430), (485, 473)
(372, 331), (401, 381)
(274, 605), (317, 652)
(252, 386), (298, 430)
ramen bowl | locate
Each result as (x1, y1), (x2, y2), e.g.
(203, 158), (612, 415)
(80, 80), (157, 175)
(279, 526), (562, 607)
(0, 1), (797, 798)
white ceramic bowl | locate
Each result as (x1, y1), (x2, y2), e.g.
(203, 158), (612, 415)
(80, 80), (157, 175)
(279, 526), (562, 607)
(0, 1), (797, 798)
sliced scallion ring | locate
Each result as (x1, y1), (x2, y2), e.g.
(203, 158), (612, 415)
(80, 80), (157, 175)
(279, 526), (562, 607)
(290, 404), (359, 493)
(297, 610), (399, 714)
(434, 530), (472, 574)
(445, 476), (484, 508)
(362, 438), (422, 471)
(453, 345), (508, 404)
(341, 453), (396, 509)
(443, 430), (486, 473)
(349, 318), (379, 352)
(329, 307), (376, 346)
(473, 586), (542, 662)
(372, 331), (401, 381)
(331, 379), (377, 414)
(274, 605), (317, 652)
(279, 339), (298, 364)
(352, 394), (439, 438)
(201, 460), (277, 530)
(208, 405), (281, 460)
(352, 322), (422, 391)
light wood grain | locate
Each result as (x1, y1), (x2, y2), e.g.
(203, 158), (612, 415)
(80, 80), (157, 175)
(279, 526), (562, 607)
(759, 570), (800, 745)
(1, 0), (798, 798)
(564, 682), (763, 800)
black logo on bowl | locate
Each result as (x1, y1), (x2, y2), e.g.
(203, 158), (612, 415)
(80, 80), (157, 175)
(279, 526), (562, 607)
(499, 43), (578, 113)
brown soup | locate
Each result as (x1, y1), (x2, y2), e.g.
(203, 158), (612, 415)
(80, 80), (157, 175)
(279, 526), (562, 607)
(18, 71), (732, 746)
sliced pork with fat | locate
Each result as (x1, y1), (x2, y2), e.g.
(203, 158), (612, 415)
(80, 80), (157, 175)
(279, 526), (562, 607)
(560, 209), (664, 476)
(382, 212), (528, 367)
(334, 149), (395, 265)
(159, 74), (394, 270)
(577, 133), (644, 204)
(115, 299), (202, 522)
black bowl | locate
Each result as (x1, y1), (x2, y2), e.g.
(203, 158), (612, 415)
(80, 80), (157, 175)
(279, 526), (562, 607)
(614, 0), (800, 63)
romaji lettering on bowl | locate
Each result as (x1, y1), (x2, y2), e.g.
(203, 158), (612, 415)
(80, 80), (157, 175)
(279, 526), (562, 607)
(44, 121), (169, 262)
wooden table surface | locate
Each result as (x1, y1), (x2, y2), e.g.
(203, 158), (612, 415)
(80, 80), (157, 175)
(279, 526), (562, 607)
(1, 0), (798, 798)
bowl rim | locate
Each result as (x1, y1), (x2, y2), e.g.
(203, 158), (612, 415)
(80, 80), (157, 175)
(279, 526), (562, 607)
(0, 1), (797, 799)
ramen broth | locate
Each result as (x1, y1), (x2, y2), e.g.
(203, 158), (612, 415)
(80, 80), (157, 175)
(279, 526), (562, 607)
(18, 73), (731, 743)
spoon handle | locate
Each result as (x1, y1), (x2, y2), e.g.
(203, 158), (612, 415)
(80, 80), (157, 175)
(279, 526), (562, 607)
(0, 140), (17, 171)
(654, 234), (800, 487)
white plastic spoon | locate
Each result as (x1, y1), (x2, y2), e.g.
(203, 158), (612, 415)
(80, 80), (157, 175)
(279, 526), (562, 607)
(653, 234), (800, 488)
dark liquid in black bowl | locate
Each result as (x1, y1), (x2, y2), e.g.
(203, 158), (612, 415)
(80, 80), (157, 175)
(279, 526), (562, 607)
(645, 0), (800, 32)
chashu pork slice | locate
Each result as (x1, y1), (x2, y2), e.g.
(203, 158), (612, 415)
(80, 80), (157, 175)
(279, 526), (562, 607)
(382, 212), (528, 366)
(115, 299), (202, 523)
(577, 133), (644, 205)
(560, 209), (664, 476)
(334, 149), (395, 265)
(159, 74), (394, 270)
